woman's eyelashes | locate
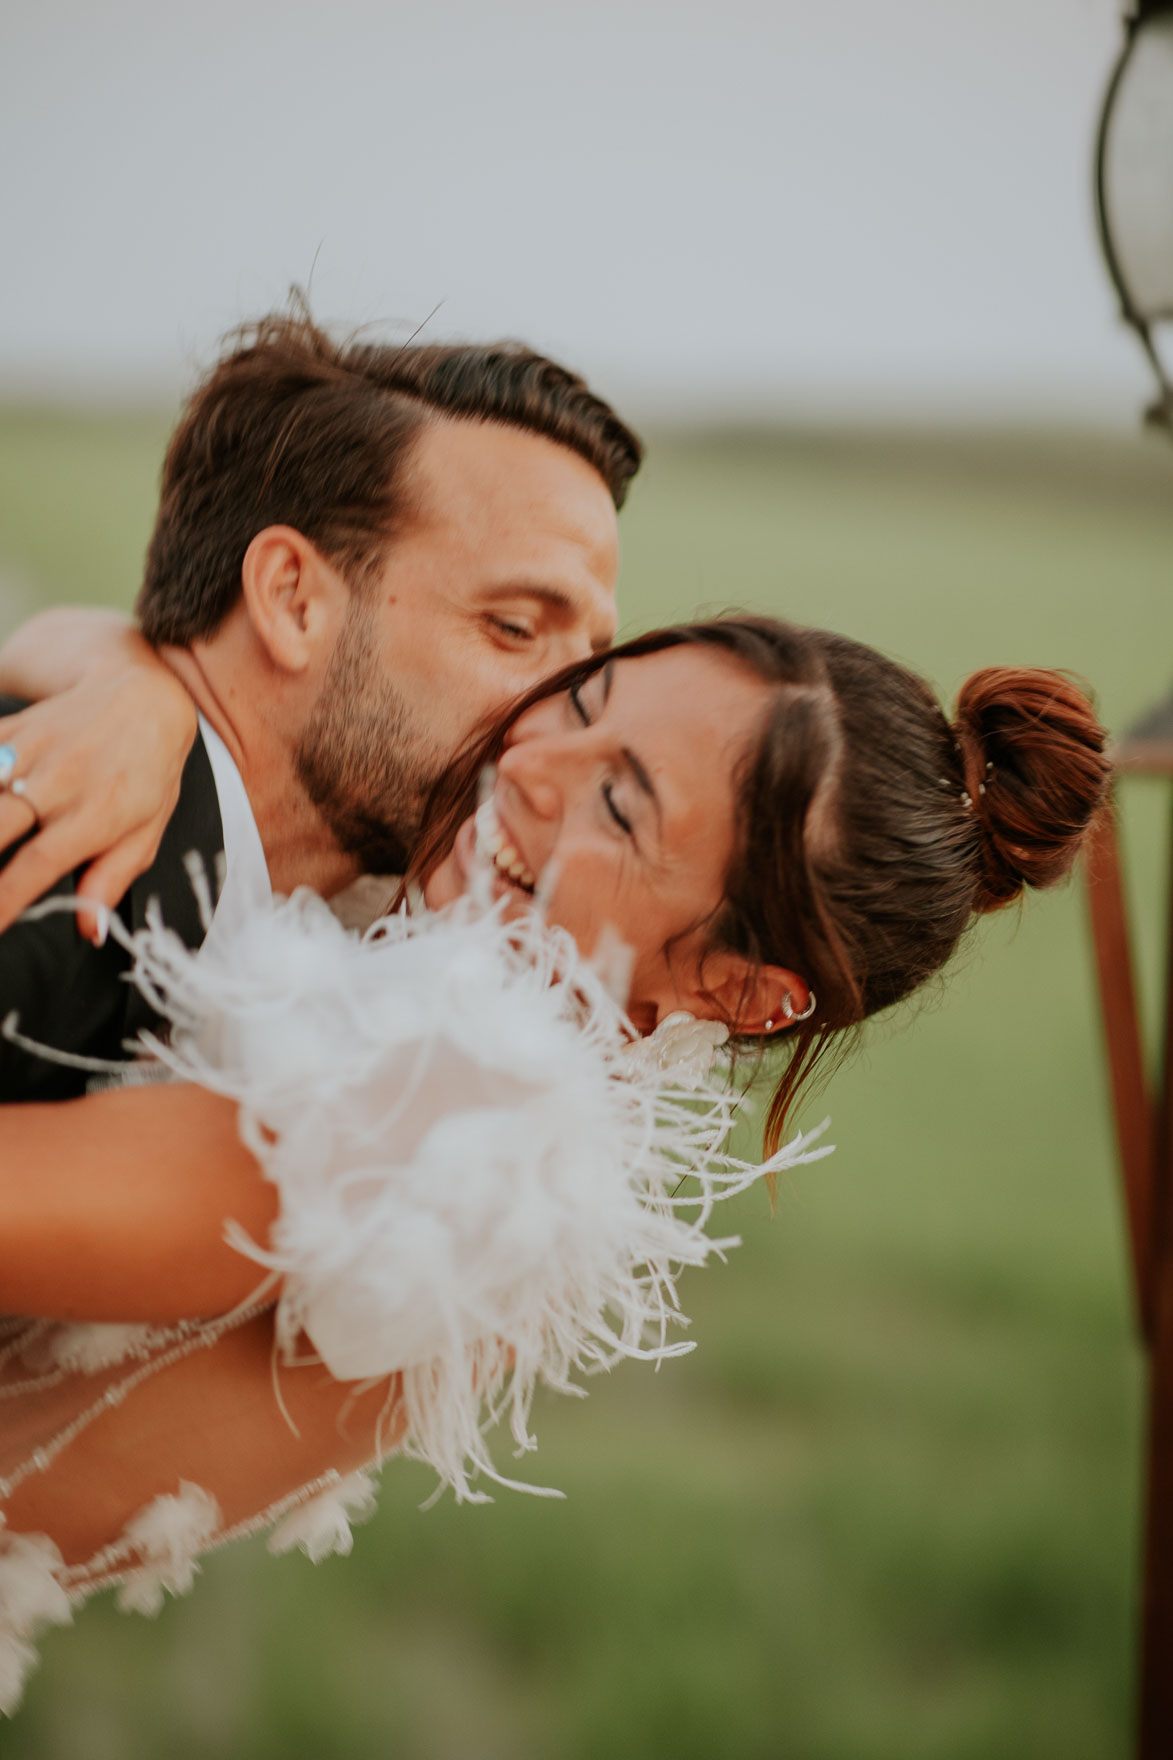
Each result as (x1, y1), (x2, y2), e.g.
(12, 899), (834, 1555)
(568, 679), (591, 725)
(567, 680), (635, 838)
(602, 781), (633, 835)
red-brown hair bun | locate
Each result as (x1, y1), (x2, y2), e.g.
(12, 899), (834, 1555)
(952, 667), (1110, 915)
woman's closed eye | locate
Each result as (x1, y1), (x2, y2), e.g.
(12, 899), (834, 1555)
(568, 679), (592, 725)
(567, 681), (638, 838)
(602, 781), (633, 836)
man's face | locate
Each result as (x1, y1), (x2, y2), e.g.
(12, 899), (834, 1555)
(295, 416), (621, 872)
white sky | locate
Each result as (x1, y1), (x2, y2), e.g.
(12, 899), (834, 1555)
(0, 0), (1153, 422)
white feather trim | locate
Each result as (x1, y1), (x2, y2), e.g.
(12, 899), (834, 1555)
(114, 1482), (221, 1616)
(117, 889), (831, 1500)
(28, 1322), (165, 1376)
(0, 1637), (40, 1719)
(267, 1471), (379, 1563)
(0, 1519), (71, 1715)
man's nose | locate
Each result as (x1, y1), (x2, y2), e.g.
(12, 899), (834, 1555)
(546, 633), (592, 673)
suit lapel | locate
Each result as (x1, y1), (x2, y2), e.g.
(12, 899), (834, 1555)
(122, 730), (225, 1041)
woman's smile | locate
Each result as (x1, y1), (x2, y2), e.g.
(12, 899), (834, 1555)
(448, 797), (539, 902)
(423, 646), (775, 1024)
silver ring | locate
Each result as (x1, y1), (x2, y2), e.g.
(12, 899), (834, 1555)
(8, 776), (39, 829)
(0, 743), (16, 788)
(780, 989), (817, 1023)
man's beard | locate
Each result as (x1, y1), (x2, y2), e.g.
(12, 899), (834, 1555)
(295, 601), (441, 875)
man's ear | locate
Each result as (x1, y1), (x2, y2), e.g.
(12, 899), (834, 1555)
(240, 526), (345, 674)
(686, 951), (815, 1037)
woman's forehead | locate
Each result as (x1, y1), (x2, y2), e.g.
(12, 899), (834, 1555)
(609, 645), (769, 741)
(609, 647), (770, 847)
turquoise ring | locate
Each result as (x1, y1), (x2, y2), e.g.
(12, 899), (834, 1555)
(0, 744), (16, 788)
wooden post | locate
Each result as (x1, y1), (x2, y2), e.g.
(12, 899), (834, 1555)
(1084, 803), (1155, 1334)
(1083, 707), (1173, 1758)
(1139, 800), (1173, 1753)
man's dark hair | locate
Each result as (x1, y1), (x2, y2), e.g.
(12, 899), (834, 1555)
(137, 307), (643, 645)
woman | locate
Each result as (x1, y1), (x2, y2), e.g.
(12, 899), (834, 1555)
(0, 616), (1109, 1705)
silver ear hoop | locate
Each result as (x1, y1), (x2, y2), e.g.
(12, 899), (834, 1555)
(780, 989), (817, 1024)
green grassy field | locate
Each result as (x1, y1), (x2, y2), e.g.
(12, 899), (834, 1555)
(1, 410), (1170, 1759)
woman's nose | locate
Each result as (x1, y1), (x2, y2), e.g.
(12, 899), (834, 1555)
(497, 739), (563, 822)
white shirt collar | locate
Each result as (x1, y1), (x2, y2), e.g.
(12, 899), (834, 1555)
(197, 713), (272, 962)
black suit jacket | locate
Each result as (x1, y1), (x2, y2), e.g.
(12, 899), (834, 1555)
(0, 697), (225, 1100)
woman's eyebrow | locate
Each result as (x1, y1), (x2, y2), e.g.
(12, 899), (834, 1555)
(622, 746), (662, 835)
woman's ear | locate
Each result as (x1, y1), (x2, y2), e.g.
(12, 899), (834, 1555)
(240, 527), (346, 675)
(687, 952), (814, 1038)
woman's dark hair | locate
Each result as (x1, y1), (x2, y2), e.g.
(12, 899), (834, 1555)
(409, 617), (1110, 1152)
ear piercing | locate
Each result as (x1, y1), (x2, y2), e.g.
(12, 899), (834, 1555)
(765, 990), (817, 1033)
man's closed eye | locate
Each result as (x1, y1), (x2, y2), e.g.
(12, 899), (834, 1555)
(487, 616), (537, 644)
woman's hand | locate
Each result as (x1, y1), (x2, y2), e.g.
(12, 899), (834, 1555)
(0, 609), (198, 940)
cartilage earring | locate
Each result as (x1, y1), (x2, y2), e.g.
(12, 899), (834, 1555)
(779, 990), (817, 1023)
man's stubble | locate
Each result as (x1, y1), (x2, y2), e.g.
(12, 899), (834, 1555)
(294, 596), (441, 876)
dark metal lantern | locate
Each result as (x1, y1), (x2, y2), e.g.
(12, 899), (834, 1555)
(1096, 1), (1173, 433)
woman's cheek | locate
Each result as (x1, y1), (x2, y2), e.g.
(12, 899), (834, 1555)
(575, 858), (647, 962)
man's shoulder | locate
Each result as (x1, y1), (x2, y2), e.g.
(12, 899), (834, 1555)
(0, 699), (225, 925)
(0, 710), (227, 1098)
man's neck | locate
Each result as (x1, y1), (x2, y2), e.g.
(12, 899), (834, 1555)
(162, 636), (362, 900)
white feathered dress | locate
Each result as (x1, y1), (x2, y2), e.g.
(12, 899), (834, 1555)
(0, 888), (829, 1712)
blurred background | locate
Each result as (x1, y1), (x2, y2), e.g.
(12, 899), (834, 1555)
(2, 2), (1169, 1756)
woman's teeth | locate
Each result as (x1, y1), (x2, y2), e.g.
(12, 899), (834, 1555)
(493, 843), (536, 891)
(476, 804), (537, 893)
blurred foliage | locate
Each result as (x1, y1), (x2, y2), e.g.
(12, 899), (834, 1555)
(1, 410), (1170, 1758)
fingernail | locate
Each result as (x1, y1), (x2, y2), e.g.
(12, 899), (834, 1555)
(94, 909), (108, 949)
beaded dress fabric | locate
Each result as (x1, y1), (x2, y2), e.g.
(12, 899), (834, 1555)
(0, 889), (830, 1711)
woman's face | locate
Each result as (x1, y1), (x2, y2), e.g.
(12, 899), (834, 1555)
(424, 646), (776, 1028)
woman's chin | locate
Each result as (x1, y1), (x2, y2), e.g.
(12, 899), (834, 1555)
(421, 864), (458, 911)
(420, 815), (473, 910)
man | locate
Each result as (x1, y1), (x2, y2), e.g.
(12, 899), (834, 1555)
(0, 310), (641, 1098)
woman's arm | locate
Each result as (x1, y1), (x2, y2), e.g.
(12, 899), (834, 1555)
(0, 1084), (278, 1322)
(2, 1311), (400, 1568)
(0, 606), (141, 700)
(0, 608), (198, 938)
